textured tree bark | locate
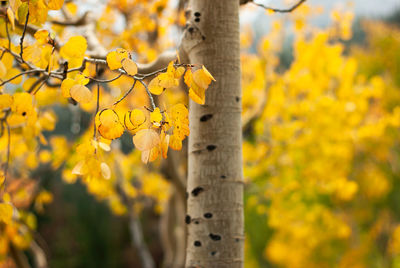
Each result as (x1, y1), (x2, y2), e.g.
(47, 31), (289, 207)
(182, 1), (244, 267)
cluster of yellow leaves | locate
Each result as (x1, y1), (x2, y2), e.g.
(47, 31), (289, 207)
(8, 0), (64, 26)
(184, 65), (215, 104)
(95, 103), (189, 163)
(0, 92), (36, 127)
(71, 140), (112, 181)
(106, 49), (138, 76)
(148, 61), (183, 95)
(0, 181), (50, 260)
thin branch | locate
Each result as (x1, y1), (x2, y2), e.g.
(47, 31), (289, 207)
(27, 75), (47, 94)
(251, 0), (306, 13)
(113, 80), (137, 106)
(138, 80), (156, 111)
(87, 73), (123, 83)
(19, 9), (30, 61)
(31, 77), (48, 95)
(0, 69), (44, 86)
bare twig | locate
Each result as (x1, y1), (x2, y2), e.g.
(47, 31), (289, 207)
(138, 80), (156, 111)
(0, 69), (44, 86)
(27, 75), (47, 93)
(113, 80), (137, 106)
(87, 73), (123, 83)
(20, 9), (30, 61)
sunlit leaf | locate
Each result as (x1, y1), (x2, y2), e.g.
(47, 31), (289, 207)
(122, 58), (138, 76)
(70, 84), (92, 103)
(148, 77), (164, 95)
(106, 49), (128, 70)
(132, 129), (160, 151)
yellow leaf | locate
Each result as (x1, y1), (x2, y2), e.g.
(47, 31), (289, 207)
(0, 61), (6, 78)
(158, 72), (178, 88)
(28, 0), (48, 25)
(96, 109), (124, 140)
(161, 132), (169, 158)
(106, 49), (128, 70)
(70, 84), (92, 103)
(72, 160), (84, 175)
(6, 68), (23, 84)
(122, 58), (138, 76)
(12, 92), (33, 116)
(192, 66), (215, 89)
(124, 109), (146, 130)
(175, 66), (185, 78)
(100, 162), (111, 180)
(61, 78), (75, 98)
(0, 203), (13, 224)
(189, 87), (205, 105)
(60, 36), (87, 61)
(169, 103), (189, 140)
(148, 77), (164, 95)
(6, 8), (15, 31)
(34, 29), (49, 44)
(0, 94), (13, 109)
(47, 0), (64, 10)
(22, 77), (36, 91)
(169, 134), (182, 150)
(132, 129), (160, 151)
(150, 107), (162, 126)
(75, 73), (89, 85)
(141, 147), (159, 163)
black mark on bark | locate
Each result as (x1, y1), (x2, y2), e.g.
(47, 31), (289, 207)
(204, 213), (213, 219)
(191, 187), (204, 196)
(206, 145), (216, 151)
(200, 114), (213, 122)
(220, 175), (226, 179)
(185, 215), (191, 224)
(194, 241), (202, 247)
(209, 233), (221, 241)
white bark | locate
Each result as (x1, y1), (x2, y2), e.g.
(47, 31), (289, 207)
(182, 1), (244, 267)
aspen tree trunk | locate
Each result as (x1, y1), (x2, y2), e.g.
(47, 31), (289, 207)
(182, 1), (244, 267)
